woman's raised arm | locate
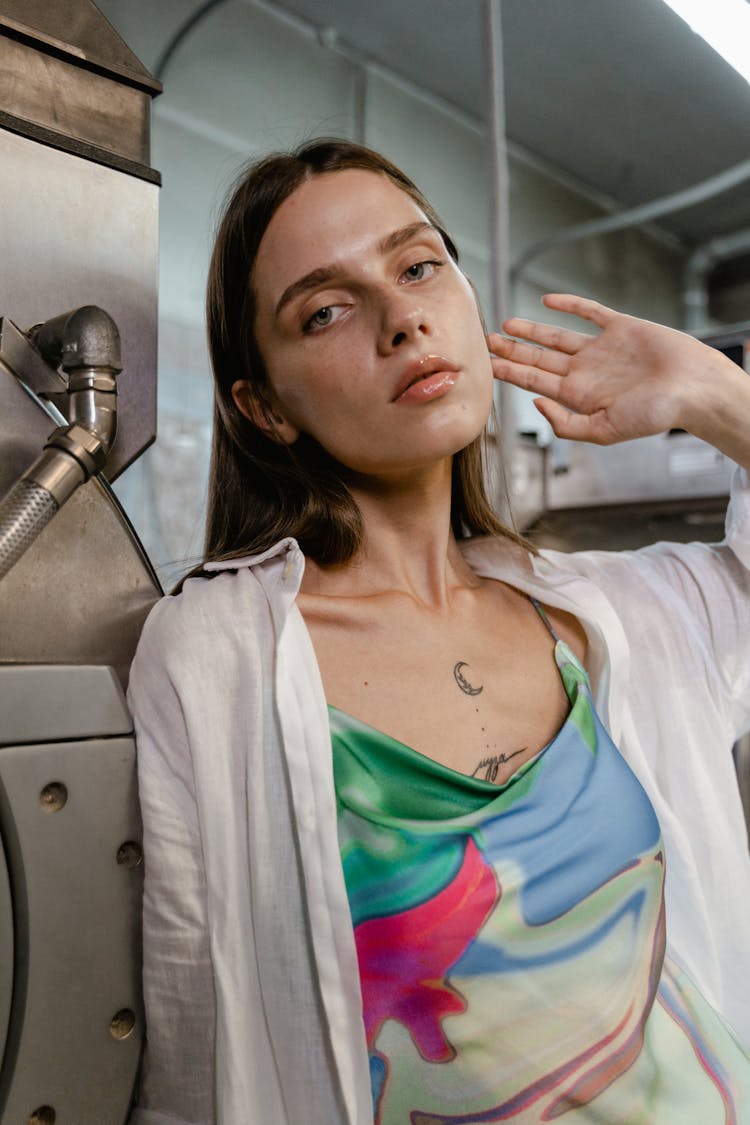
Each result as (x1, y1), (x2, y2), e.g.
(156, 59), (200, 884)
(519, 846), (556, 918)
(489, 293), (750, 472)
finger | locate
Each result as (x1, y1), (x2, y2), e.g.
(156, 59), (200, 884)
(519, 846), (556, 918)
(500, 317), (592, 355)
(490, 357), (566, 401)
(487, 333), (571, 376)
(541, 293), (618, 330)
(533, 397), (620, 445)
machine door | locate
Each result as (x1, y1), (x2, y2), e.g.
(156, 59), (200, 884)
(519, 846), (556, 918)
(0, 665), (144, 1124)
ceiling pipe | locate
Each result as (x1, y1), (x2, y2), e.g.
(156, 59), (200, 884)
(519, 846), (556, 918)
(683, 227), (750, 331)
(512, 156), (750, 279)
(153, 0), (232, 83)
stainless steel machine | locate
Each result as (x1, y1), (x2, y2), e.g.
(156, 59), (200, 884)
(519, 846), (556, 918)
(0, 2), (161, 1120)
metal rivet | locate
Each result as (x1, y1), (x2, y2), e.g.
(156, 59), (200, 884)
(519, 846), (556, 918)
(110, 1008), (136, 1040)
(27, 1108), (56, 1125)
(39, 783), (67, 813)
(116, 841), (143, 869)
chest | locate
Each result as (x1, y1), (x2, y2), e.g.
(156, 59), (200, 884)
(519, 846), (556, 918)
(298, 586), (578, 786)
(332, 677), (670, 1125)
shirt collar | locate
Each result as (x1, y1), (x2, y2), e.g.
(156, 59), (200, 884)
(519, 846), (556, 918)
(203, 537), (306, 599)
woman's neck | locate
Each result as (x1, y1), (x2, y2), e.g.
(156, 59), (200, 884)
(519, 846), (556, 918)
(300, 459), (481, 609)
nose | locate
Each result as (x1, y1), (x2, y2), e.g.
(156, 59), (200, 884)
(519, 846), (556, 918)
(377, 289), (430, 354)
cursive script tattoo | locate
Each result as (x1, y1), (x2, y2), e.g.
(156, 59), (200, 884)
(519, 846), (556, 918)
(453, 661), (483, 696)
(471, 748), (527, 783)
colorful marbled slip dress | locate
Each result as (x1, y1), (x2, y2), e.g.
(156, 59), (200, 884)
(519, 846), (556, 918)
(329, 605), (750, 1124)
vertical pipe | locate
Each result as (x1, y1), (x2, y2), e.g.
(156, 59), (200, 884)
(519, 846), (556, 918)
(484, 0), (517, 518)
(353, 60), (368, 146)
(485, 0), (510, 326)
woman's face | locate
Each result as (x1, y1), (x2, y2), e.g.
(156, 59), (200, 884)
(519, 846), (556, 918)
(242, 168), (494, 479)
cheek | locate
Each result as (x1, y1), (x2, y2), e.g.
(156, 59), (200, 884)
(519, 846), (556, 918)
(266, 358), (353, 438)
(448, 279), (491, 357)
(261, 364), (309, 431)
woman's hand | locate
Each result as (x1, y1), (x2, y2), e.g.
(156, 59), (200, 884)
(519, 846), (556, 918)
(489, 293), (750, 470)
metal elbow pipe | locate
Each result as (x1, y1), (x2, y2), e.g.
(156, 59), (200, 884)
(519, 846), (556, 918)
(0, 307), (122, 581)
(29, 305), (122, 454)
(30, 305), (122, 375)
(682, 245), (719, 333)
(682, 227), (750, 332)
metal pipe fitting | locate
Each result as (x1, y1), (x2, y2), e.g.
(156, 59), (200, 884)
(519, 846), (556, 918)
(30, 305), (121, 455)
(29, 306), (123, 376)
(0, 307), (121, 581)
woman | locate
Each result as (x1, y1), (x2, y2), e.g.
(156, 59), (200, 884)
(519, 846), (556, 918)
(128, 140), (750, 1125)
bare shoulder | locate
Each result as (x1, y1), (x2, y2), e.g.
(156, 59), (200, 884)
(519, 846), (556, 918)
(472, 573), (589, 666)
(544, 603), (588, 664)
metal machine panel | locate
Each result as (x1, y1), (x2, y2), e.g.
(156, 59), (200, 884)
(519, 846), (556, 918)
(0, 0), (159, 97)
(0, 836), (11, 1085)
(0, 662), (143, 1123)
(0, 35), (153, 167)
(0, 474), (160, 689)
(0, 665), (132, 746)
(0, 129), (158, 480)
(0, 345), (161, 689)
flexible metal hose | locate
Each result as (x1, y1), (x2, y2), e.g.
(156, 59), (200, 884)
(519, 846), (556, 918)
(0, 478), (58, 580)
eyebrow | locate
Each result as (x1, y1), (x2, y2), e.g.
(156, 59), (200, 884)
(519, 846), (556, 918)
(274, 220), (436, 318)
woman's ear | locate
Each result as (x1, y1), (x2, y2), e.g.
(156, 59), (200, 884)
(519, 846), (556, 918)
(231, 380), (300, 445)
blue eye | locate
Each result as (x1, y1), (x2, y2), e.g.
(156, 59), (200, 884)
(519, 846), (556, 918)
(305, 306), (334, 330)
(403, 260), (441, 281)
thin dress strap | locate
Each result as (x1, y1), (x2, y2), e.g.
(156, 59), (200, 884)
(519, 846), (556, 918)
(530, 596), (561, 642)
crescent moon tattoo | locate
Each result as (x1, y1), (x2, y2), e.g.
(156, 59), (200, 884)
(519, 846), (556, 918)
(453, 661), (483, 696)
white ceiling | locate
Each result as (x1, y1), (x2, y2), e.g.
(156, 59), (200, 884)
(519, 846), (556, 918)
(95, 0), (750, 250)
(273, 0), (750, 246)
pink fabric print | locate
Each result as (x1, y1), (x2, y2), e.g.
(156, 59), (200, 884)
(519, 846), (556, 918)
(354, 836), (499, 1063)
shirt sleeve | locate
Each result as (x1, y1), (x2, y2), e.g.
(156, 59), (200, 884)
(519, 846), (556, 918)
(127, 597), (217, 1125)
(641, 465), (750, 737)
(726, 467), (750, 731)
(547, 467), (750, 741)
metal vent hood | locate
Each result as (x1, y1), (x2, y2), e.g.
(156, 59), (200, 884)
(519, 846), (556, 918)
(0, 0), (160, 177)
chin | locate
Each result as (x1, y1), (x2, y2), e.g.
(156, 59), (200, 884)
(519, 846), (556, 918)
(440, 400), (493, 451)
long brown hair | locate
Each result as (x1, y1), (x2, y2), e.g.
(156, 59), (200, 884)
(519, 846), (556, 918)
(204, 138), (528, 567)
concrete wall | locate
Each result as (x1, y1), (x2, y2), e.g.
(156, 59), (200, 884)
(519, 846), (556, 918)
(101, 0), (684, 583)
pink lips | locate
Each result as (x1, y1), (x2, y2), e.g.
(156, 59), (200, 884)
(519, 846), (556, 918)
(392, 355), (460, 404)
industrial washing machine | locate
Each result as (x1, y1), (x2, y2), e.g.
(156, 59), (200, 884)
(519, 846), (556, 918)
(0, 2), (161, 1120)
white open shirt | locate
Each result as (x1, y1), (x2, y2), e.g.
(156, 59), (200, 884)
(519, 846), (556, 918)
(128, 468), (750, 1125)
